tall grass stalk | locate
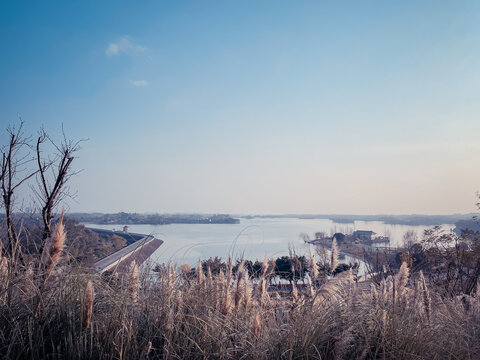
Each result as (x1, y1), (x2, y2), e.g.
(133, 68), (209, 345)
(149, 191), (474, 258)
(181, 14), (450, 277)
(1, 244), (479, 359)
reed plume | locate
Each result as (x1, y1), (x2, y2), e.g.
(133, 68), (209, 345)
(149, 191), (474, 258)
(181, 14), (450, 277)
(45, 209), (66, 281)
(234, 261), (246, 310)
(257, 256), (270, 307)
(196, 260), (204, 285)
(258, 277), (268, 307)
(219, 259), (232, 315)
(379, 278), (387, 296)
(395, 262), (409, 294)
(309, 248), (318, 281)
(214, 270), (223, 309)
(315, 269), (353, 304)
(252, 312), (262, 338)
(0, 254), (7, 300)
(0, 256), (7, 279)
(206, 266), (213, 289)
(418, 270), (431, 320)
(129, 260), (139, 302)
(221, 279), (232, 316)
(291, 263), (299, 302)
(261, 255), (269, 277)
(227, 253), (233, 272)
(217, 269), (226, 289)
(168, 262), (176, 289)
(305, 273), (314, 298)
(243, 271), (252, 310)
(331, 238), (339, 273)
(226, 254), (233, 286)
(83, 280), (94, 328)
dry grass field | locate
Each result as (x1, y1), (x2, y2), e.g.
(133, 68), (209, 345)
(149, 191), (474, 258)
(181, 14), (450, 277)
(1, 216), (480, 359)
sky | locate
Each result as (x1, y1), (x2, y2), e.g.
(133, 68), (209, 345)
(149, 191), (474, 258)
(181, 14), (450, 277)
(1, 1), (480, 215)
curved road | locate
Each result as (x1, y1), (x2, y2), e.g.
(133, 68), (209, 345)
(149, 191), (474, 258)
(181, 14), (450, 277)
(94, 235), (159, 272)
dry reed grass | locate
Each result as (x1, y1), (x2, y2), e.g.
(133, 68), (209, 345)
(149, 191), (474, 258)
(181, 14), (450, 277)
(44, 209), (66, 281)
(83, 280), (94, 328)
(0, 240), (479, 359)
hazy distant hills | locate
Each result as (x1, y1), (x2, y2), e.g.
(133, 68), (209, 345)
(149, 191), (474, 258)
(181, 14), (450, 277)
(239, 213), (479, 226)
(2, 212), (477, 228)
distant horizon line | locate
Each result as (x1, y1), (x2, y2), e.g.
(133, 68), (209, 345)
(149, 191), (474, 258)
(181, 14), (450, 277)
(65, 211), (478, 217)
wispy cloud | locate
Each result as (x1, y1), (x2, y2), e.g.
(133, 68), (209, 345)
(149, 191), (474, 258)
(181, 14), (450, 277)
(105, 36), (147, 56)
(130, 80), (148, 87)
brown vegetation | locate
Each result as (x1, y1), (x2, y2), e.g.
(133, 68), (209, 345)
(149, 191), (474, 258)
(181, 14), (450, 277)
(1, 230), (480, 359)
(1, 122), (480, 359)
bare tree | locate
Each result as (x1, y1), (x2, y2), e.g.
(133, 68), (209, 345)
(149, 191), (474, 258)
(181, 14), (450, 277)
(0, 121), (38, 260)
(0, 121), (81, 260)
(33, 128), (81, 255)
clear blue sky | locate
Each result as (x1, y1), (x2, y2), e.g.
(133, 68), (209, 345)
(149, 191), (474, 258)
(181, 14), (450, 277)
(1, 1), (479, 214)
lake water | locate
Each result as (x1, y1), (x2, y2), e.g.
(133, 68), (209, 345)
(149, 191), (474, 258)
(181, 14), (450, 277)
(86, 217), (453, 267)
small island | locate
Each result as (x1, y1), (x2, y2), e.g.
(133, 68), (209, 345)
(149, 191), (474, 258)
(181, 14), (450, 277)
(69, 212), (240, 225)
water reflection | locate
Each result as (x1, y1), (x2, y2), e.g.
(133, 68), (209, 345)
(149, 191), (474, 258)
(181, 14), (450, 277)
(87, 217), (453, 269)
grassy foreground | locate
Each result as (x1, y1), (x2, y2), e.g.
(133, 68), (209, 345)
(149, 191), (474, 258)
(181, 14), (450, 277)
(0, 218), (479, 359)
(1, 260), (480, 359)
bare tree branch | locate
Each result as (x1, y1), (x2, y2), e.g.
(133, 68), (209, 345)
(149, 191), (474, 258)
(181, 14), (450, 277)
(35, 129), (83, 257)
(0, 120), (38, 261)
(1, 121), (84, 263)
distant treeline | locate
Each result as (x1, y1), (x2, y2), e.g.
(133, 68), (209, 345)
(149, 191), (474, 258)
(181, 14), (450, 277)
(454, 218), (480, 235)
(244, 213), (478, 226)
(68, 212), (239, 225)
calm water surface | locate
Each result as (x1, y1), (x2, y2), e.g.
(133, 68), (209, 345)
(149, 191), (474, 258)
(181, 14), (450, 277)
(87, 217), (453, 267)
